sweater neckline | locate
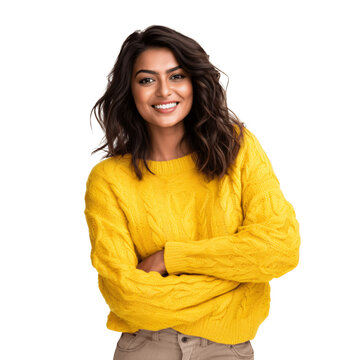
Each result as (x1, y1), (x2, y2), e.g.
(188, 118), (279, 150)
(140, 152), (196, 175)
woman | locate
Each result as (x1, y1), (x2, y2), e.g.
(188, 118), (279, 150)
(84, 25), (300, 360)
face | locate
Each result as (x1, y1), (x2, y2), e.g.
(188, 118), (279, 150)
(131, 47), (193, 131)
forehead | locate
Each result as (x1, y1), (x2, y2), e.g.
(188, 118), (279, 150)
(133, 47), (179, 71)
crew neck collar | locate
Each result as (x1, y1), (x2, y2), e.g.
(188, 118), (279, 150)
(140, 152), (196, 175)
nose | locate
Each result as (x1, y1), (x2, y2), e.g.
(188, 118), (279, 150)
(155, 77), (172, 98)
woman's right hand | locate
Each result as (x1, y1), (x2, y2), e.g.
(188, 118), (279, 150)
(136, 250), (168, 276)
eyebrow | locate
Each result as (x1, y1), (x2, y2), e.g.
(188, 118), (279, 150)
(135, 65), (182, 77)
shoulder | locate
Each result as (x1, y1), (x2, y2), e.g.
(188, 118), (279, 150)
(241, 127), (262, 150)
(230, 126), (278, 184)
(86, 154), (133, 186)
(235, 127), (279, 185)
(233, 126), (267, 166)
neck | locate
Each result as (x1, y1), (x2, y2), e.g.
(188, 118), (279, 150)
(146, 122), (191, 161)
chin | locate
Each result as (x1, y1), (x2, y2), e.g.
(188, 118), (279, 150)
(147, 118), (185, 129)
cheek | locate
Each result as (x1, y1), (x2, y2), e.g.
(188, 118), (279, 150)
(184, 84), (193, 105)
(133, 89), (150, 110)
(187, 82), (193, 100)
(179, 82), (193, 100)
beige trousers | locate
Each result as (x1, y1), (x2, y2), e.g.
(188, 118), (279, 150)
(113, 327), (254, 360)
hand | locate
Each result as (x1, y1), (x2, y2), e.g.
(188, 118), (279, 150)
(136, 249), (167, 276)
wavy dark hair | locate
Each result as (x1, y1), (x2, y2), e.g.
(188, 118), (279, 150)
(90, 25), (245, 181)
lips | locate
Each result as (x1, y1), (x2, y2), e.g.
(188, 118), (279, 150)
(151, 101), (180, 113)
(151, 101), (179, 108)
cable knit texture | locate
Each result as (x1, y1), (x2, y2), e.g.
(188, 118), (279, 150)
(84, 127), (300, 344)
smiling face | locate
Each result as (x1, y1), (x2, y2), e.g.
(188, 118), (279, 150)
(131, 47), (193, 131)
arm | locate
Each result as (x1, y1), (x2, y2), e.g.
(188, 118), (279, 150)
(84, 164), (240, 330)
(164, 129), (301, 283)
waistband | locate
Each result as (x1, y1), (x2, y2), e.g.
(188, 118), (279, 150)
(128, 327), (211, 347)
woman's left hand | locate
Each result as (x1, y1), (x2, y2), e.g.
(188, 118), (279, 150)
(136, 249), (167, 275)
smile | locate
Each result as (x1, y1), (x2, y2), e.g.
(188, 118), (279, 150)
(152, 102), (179, 109)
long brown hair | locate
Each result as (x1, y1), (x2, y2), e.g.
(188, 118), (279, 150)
(90, 25), (245, 181)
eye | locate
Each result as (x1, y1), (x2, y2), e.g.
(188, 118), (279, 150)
(171, 74), (186, 80)
(139, 78), (154, 85)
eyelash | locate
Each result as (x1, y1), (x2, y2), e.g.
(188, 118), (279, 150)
(139, 74), (186, 85)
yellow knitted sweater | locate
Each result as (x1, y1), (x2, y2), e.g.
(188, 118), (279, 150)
(84, 127), (300, 345)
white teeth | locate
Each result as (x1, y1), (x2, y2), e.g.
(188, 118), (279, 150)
(154, 102), (178, 109)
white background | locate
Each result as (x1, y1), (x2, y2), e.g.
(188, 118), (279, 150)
(1, 0), (359, 359)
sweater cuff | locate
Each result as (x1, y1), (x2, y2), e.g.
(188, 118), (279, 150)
(164, 241), (188, 275)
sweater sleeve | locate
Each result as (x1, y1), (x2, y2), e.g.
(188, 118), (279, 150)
(84, 164), (240, 330)
(164, 129), (301, 283)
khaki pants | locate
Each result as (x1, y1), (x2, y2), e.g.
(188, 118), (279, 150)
(113, 327), (254, 359)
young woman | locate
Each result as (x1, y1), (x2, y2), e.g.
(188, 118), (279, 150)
(84, 25), (301, 360)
